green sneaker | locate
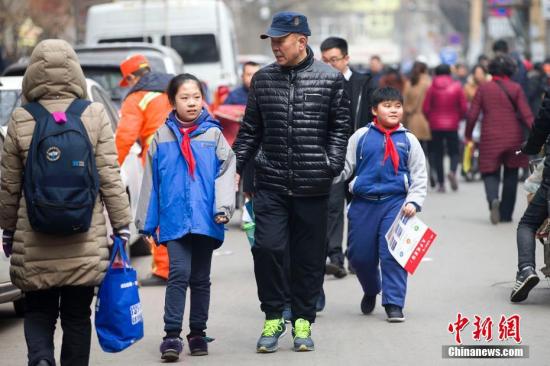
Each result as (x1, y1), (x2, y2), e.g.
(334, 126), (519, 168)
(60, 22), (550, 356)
(256, 318), (286, 353)
(292, 318), (314, 352)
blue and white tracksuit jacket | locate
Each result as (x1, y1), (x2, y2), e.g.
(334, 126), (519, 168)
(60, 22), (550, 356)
(135, 109), (236, 245)
(336, 123), (428, 308)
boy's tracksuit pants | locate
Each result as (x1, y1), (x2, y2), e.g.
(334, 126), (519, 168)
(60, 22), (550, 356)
(347, 194), (408, 308)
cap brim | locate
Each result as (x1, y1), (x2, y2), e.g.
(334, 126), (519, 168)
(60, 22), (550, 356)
(260, 29), (290, 39)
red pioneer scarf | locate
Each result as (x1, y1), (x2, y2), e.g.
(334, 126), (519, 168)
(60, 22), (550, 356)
(179, 125), (199, 177)
(373, 116), (400, 174)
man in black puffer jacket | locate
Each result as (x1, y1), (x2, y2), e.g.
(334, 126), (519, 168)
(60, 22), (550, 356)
(512, 92), (550, 303)
(233, 12), (350, 353)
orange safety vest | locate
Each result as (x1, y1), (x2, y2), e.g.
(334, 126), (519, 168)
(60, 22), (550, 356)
(116, 90), (172, 166)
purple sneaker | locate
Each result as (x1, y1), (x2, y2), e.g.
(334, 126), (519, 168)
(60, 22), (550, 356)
(187, 334), (212, 356)
(160, 337), (183, 362)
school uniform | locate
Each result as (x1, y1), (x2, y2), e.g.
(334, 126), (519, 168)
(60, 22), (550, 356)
(336, 122), (427, 308)
(136, 108), (236, 337)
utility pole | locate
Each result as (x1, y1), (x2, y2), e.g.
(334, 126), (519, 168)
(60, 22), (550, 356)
(467, 0), (484, 66)
(530, 0), (546, 61)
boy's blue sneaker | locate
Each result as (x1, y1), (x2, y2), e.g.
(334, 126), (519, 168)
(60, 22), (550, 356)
(361, 294), (376, 314)
(293, 318), (314, 352)
(160, 337), (183, 362)
(385, 304), (405, 323)
(256, 318), (286, 353)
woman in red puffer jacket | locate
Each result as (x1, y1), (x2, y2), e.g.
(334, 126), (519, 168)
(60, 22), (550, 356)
(423, 64), (468, 192)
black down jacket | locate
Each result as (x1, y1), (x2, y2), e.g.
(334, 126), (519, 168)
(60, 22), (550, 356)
(233, 47), (350, 196)
(522, 92), (550, 182)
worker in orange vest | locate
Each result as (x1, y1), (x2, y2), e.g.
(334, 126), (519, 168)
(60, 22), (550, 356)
(116, 54), (173, 285)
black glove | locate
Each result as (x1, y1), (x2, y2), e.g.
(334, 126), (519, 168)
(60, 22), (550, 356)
(2, 230), (14, 258)
(520, 140), (540, 156)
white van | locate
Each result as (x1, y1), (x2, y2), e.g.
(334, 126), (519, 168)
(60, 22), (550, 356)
(85, 0), (239, 96)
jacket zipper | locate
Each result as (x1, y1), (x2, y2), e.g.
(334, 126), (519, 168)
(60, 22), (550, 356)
(288, 71), (295, 195)
(378, 135), (385, 185)
(354, 87), (363, 132)
(170, 122), (194, 233)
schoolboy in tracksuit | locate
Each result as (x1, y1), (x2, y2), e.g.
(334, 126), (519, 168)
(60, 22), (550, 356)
(336, 87), (428, 322)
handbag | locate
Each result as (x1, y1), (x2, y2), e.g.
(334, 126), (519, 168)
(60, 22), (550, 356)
(242, 200), (255, 247)
(494, 80), (530, 139)
(95, 236), (144, 352)
(462, 141), (474, 174)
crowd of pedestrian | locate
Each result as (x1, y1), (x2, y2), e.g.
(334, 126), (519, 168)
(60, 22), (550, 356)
(1, 10), (550, 366)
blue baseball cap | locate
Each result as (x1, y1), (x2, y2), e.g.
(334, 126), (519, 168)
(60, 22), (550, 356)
(260, 11), (311, 39)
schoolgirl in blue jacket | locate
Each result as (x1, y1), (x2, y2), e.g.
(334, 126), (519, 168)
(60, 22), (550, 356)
(136, 74), (235, 362)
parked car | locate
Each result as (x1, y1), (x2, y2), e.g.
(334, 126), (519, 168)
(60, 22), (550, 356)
(237, 54), (272, 73)
(0, 256), (23, 316)
(85, 0), (238, 96)
(0, 76), (145, 314)
(0, 76), (21, 150)
(3, 43), (183, 109)
(0, 76), (25, 315)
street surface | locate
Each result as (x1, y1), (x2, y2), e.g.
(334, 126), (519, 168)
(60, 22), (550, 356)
(1, 180), (550, 365)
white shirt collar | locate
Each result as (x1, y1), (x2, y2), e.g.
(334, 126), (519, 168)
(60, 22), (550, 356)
(343, 68), (352, 81)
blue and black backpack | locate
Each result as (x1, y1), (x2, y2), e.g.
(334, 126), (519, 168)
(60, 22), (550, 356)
(23, 99), (99, 235)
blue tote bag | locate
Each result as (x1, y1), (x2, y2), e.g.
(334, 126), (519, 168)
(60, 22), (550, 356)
(95, 237), (144, 352)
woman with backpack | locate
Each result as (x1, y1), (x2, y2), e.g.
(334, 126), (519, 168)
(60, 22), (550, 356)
(466, 55), (533, 224)
(135, 73), (235, 362)
(0, 39), (132, 366)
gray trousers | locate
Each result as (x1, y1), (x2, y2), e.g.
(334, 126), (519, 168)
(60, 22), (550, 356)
(517, 184), (548, 270)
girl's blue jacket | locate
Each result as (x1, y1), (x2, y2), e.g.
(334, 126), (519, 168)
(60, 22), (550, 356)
(135, 109), (236, 244)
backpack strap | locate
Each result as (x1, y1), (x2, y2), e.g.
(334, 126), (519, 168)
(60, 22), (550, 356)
(65, 99), (92, 117)
(23, 100), (92, 123)
(22, 102), (52, 125)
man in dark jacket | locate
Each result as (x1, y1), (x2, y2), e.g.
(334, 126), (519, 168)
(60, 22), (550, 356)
(320, 36), (373, 280)
(512, 92), (550, 303)
(233, 12), (350, 353)
(368, 55), (385, 89)
(224, 61), (261, 105)
(320, 37), (373, 131)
